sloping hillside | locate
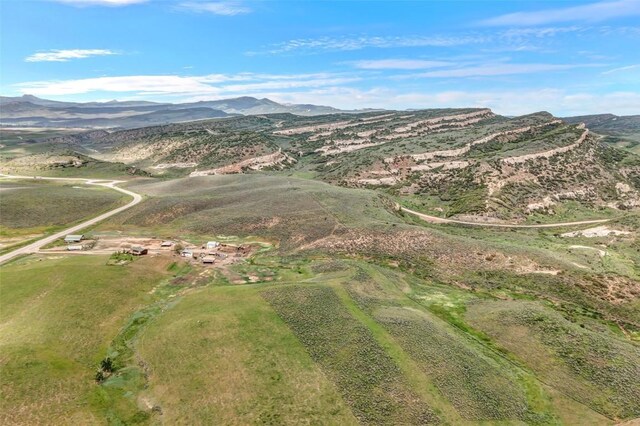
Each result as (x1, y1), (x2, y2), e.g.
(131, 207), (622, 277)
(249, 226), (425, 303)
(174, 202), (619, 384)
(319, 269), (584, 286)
(8, 108), (640, 222)
(564, 114), (640, 154)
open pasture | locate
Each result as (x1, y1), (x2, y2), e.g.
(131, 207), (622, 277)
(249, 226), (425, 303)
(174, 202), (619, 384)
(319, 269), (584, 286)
(465, 300), (640, 420)
(0, 255), (171, 424)
(0, 179), (126, 251)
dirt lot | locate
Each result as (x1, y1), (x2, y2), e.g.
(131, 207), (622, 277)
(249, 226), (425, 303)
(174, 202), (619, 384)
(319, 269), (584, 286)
(39, 235), (263, 271)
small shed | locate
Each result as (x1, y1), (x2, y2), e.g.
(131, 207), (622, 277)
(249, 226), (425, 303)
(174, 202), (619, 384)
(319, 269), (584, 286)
(131, 246), (148, 256)
(65, 234), (83, 243)
(67, 245), (84, 251)
(160, 241), (173, 248)
(180, 250), (193, 258)
(206, 241), (220, 249)
(202, 256), (216, 264)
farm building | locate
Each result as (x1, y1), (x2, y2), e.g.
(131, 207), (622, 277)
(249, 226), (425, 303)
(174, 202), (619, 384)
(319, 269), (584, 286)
(206, 241), (220, 249)
(160, 241), (174, 248)
(130, 246), (148, 256)
(64, 234), (83, 243)
(202, 256), (216, 264)
(67, 245), (84, 251)
(180, 250), (194, 258)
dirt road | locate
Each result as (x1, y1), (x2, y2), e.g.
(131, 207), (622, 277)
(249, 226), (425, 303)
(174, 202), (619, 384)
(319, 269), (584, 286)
(0, 174), (142, 265)
(402, 206), (611, 229)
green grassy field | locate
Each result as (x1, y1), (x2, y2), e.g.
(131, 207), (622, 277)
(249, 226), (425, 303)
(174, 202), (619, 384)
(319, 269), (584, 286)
(0, 179), (128, 252)
(1, 246), (630, 424)
(0, 255), (171, 425)
(137, 285), (358, 425)
(100, 174), (401, 251)
(342, 263), (533, 422)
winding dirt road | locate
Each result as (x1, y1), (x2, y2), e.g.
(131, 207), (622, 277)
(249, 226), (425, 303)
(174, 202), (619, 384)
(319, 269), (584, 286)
(0, 174), (142, 265)
(402, 206), (611, 229)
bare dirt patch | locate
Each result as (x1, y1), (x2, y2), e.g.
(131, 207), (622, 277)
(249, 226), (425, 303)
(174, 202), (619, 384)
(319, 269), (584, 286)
(561, 226), (631, 238)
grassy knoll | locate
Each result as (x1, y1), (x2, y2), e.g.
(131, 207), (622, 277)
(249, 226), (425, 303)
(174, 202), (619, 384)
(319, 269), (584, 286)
(262, 285), (438, 425)
(465, 300), (640, 421)
(102, 174), (401, 250)
(137, 285), (358, 425)
(0, 255), (171, 425)
(1, 158), (148, 179)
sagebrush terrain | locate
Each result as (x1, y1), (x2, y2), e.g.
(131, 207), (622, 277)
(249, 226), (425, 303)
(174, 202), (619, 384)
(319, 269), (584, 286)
(1, 105), (639, 425)
(4, 106), (638, 221)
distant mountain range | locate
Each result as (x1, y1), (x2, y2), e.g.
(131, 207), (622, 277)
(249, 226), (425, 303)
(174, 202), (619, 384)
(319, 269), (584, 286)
(562, 113), (640, 135)
(0, 94), (344, 129)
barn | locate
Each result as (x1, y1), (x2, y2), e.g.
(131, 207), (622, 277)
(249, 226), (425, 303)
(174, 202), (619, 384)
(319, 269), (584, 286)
(131, 246), (148, 256)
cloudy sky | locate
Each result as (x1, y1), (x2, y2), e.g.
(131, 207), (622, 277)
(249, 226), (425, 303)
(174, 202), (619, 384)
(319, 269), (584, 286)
(1, 0), (639, 115)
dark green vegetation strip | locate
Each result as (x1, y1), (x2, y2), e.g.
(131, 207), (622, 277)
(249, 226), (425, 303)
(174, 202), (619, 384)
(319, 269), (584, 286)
(466, 300), (640, 420)
(343, 268), (537, 422)
(262, 285), (439, 425)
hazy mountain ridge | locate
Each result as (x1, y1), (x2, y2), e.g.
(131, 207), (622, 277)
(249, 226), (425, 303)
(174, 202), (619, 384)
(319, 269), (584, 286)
(0, 95), (345, 129)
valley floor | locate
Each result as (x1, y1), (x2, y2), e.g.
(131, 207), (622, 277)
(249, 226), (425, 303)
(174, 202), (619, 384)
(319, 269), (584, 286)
(1, 174), (638, 425)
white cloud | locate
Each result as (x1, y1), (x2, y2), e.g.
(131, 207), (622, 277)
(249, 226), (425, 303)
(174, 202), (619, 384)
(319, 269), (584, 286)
(178, 1), (251, 15)
(16, 75), (230, 96)
(480, 0), (640, 26)
(25, 49), (118, 62)
(411, 63), (603, 78)
(248, 34), (488, 55)
(248, 26), (597, 56)
(602, 64), (640, 74)
(54, 0), (147, 6)
(351, 59), (451, 70)
(259, 87), (640, 116)
(13, 72), (357, 97)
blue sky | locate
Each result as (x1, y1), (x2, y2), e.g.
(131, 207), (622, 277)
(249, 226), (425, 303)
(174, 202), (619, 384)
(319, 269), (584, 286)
(1, 0), (639, 115)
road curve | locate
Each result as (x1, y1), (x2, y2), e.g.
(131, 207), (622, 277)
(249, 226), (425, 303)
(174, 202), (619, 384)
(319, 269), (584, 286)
(0, 174), (142, 265)
(402, 206), (611, 229)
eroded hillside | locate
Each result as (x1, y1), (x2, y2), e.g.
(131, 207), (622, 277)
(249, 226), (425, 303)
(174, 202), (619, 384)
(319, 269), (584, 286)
(3, 108), (639, 222)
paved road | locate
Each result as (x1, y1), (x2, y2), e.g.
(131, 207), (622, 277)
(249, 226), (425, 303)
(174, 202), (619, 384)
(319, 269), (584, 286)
(402, 206), (611, 228)
(0, 174), (142, 265)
